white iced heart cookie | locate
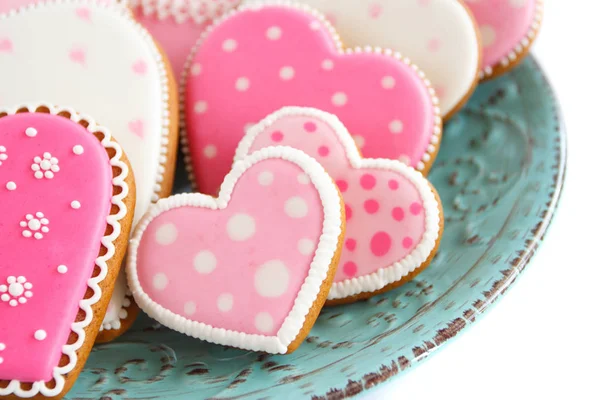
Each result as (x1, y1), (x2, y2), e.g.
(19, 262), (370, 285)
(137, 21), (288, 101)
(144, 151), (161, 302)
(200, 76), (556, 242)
(0, 0), (179, 341)
(279, 0), (481, 119)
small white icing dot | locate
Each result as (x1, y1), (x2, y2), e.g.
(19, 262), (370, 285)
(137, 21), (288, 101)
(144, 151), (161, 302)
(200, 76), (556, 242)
(34, 329), (47, 341)
(72, 145), (84, 155)
(353, 135), (366, 149)
(279, 66), (295, 81)
(153, 273), (168, 291)
(6, 181), (16, 191)
(389, 120), (404, 134)
(194, 101), (208, 114)
(255, 260), (289, 298)
(226, 213), (256, 242)
(298, 238), (316, 256)
(203, 145), (217, 159)
(183, 301), (197, 316)
(331, 92), (348, 107)
(25, 127), (37, 137)
(309, 20), (320, 30)
(193, 250), (217, 274)
(258, 170), (274, 186)
(480, 25), (497, 48)
(297, 173), (310, 185)
(71, 200), (81, 209)
(222, 39), (237, 52)
(266, 26), (282, 40)
(57, 265), (68, 274)
(322, 59), (334, 70)
(0, 343), (5, 350)
(155, 223), (178, 245)
(284, 197), (308, 219)
(217, 293), (234, 312)
(0, 357), (3, 364)
(381, 76), (396, 89)
(191, 63), (202, 76)
(255, 312), (274, 333)
(235, 77), (250, 92)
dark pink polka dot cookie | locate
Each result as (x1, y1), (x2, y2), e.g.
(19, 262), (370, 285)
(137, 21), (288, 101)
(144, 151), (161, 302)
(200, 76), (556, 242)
(235, 107), (443, 304)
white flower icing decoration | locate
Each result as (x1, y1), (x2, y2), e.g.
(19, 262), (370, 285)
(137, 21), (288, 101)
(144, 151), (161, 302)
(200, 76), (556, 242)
(31, 152), (60, 179)
(20, 212), (50, 239)
(0, 276), (33, 307)
(0, 146), (7, 166)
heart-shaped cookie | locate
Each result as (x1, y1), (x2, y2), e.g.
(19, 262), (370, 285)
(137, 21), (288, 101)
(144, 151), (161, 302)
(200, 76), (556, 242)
(286, 0), (481, 118)
(0, 0), (179, 340)
(464, 0), (543, 79)
(182, 1), (441, 195)
(0, 104), (134, 398)
(236, 107), (443, 303)
(128, 147), (345, 354)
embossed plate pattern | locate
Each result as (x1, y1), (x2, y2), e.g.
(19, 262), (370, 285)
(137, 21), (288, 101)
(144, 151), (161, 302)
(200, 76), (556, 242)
(69, 56), (565, 399)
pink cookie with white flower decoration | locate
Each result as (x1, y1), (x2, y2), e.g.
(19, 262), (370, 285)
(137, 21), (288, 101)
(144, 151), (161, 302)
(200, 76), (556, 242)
(0, 104), (135, 399)
(182, 1), (442, 196)
(235, 107), (443, 304)
(129, 0), (241, 78)
(0, 0), (180, 342)
(464, 0), (543, 79)
(127, 147), (345, 354)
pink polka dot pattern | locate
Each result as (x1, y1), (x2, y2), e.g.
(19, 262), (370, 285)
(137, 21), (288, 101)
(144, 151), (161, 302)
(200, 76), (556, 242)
(184, 3), (438, 195)
(240, 110), (439, 289)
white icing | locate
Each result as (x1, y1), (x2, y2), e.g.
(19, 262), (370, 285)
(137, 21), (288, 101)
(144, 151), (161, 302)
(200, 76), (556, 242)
(72, 145), (84, 155)
(254, 260), (289, 298)
(0, 1), (173, 332)
(5, 181), (16, 191)
(127, 0), (238, 25)
(127, 147), (343, 354)
(226, 213), (256, 241)
(57, 265), (68, 274)
(235, 106), (441, 300)
(155, 222), (178, 245)
(25, 127), (37, 138)
(0, 276), (33, 307)
(193, 250), (217, 274)
(20, 212), (50, 240)
(246, 0), (480, 117)
(31, 152), (60, 180)
(71, 200), (81, 209)
(33, 329), (47, 341)
(0, 103), (130, 398)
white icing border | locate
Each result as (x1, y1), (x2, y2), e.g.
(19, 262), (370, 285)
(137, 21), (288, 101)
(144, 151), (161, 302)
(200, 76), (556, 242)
(179, 0), (442, 190)
(0, 103), (130, 398)
(235, 107), (441, 300)
(480, 0), (544, 78)
(127, 147), (343, 354)
(127, 0), (238, 24)
(0, 0), (174, 331)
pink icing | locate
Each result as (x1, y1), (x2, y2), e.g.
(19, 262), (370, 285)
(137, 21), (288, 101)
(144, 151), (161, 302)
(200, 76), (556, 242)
(184, 4), (436, 195)
(136, 158), (326, 336)
(243, 114), (428, 285)
(0, 113), (113, 382)
(464, 0), (538, 70)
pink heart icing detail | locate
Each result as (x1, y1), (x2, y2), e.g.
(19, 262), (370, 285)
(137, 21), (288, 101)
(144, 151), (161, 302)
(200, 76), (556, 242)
(127, 148), (344, 354)
(128, 119), (145, 138)
(132, 59), (148, 75)
(0, 106), (128, 396)
(369, 3), (383, 18)
(182, 2), (441, 195)
(69, 47), (86, 65)
(0, 39), (13, 53)
(75, 6), (91, 21)
(464, 0), (542, 76)
(235, 107), (442, 302)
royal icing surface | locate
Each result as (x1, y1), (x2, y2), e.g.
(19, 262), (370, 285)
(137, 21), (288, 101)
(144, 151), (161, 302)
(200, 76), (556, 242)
(128, 148), (343, 354)
(464, 0), (542, 77)
(0, 105), (129, 397)
(236, 107), (441, 300)
(286, 0), (480, 117)
(183, 1), (440, 195)
(0, 1), (171, 332)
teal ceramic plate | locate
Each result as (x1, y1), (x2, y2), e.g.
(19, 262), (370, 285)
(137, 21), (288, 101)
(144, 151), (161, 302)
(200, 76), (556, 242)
(70, 56), (566, 399)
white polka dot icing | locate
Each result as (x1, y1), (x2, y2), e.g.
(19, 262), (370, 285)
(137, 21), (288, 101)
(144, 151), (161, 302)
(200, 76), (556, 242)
(234, 106), (442, 302)
(182, 2), (440, 196)
(127, 147), (344, 354)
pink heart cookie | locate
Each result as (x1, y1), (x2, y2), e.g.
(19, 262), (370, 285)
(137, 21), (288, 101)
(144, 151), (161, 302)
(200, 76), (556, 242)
(129, 0), (241, 78)
(127, 147), (345, 354)
(0, 104), (134, 399)
(235, 107), (443, 303)
(464, 0), (543, 79)
(182, 1), (442, 195)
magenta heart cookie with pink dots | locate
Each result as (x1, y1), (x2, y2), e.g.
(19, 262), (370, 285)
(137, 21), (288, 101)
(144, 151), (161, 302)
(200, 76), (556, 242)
(0, 104), (134, 399)
(182, 1), (441, 195)
(235, 107), (443, 303)
(127, 147), (345, 354)
(464, 0), (543, 79)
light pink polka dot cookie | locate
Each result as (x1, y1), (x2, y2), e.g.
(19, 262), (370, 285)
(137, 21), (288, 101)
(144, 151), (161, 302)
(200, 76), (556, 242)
(182, 1), (442, 196)
(236, 107), (443, 304)
(127, 147), (345, 354)
(129, 0), (240, 78)
(464, 0), (543, 79)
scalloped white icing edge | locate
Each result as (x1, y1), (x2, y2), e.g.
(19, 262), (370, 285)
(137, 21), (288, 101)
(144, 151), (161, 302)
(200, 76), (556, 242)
(179, 0), (442, 191)
(127, 146), (343, 354)
(0, 0), (173, 332)
(479, 0), (544, 78)
(0, 103), (130, 398)
(127, 0), (237, 24)
(235, 107), (441, 300)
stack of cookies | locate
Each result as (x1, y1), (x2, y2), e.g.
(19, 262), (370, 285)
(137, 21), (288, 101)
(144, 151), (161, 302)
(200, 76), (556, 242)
(0, 1), (542, 398)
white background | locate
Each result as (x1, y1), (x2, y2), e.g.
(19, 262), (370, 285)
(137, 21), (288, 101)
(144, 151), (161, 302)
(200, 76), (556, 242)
(364, 1), (600, 399)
